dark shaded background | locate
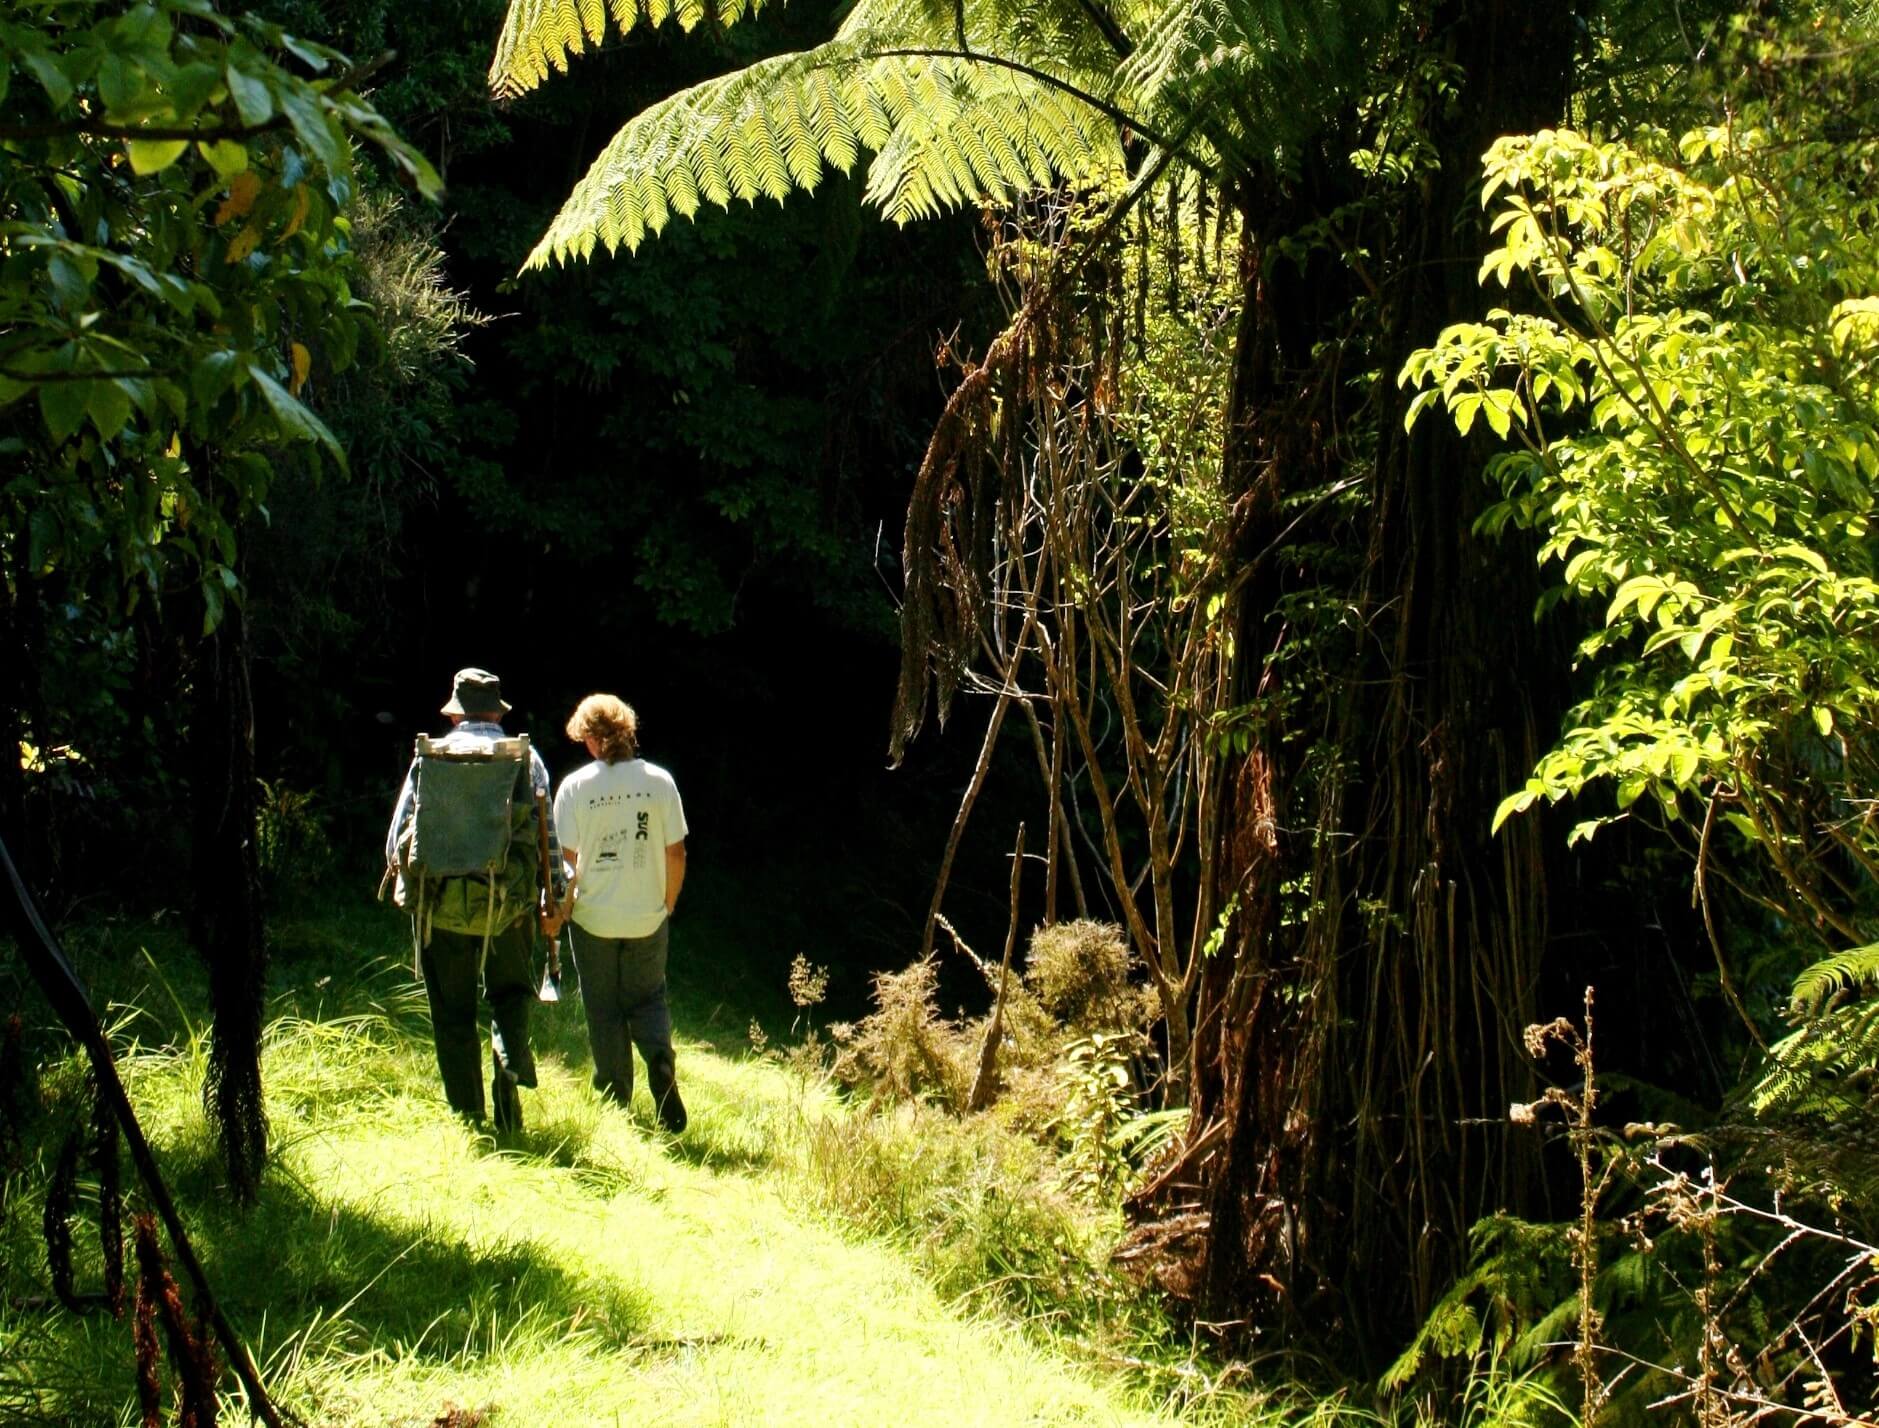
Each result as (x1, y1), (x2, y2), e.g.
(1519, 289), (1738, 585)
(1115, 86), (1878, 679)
(228, 0), (1029, 1015)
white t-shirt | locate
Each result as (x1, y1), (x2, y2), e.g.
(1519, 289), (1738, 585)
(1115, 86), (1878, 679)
(553, 758), (688, 938)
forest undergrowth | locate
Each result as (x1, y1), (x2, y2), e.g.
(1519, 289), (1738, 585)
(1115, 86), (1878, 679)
(0, 883), (1484, 1428)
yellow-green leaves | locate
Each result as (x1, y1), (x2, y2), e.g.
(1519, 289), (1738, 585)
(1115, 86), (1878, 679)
(198, 138), (250, 178)
(0, 0), (444, 634)
(1407, 104), (1879, 876)
(125, 137), (189, 174)
(489, 0), (773, 99)
(519, 39), (1122, 266)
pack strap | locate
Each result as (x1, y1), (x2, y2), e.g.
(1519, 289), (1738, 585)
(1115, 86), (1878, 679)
(479, 877), (496, 980)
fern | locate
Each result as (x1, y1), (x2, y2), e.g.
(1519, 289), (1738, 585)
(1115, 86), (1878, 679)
(1121, 0), (1384, 166)
(1787, 941), (1879, 1017)
(495, 0), (1379, 265)
(1744, 943), (1879, 1118)
(489, 0), (774, 98)
(1752, 999), (1879, 1119)
(521, 37), (1126, 264)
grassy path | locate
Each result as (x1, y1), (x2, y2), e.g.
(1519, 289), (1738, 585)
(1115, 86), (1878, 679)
(8, 902), (1200, 1427)
(265, 1019), (1171, 1427)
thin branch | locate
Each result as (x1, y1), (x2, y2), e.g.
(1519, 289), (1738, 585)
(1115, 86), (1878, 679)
(1694, 788), (1767, 1049)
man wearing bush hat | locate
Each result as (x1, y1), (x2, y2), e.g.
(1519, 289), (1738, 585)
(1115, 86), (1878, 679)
(384, 667), (562, 1130)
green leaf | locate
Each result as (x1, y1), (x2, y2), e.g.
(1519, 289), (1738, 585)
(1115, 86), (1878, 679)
(1452, 392), (1482, 436)
(19, 47), (73, 108)
(280, 85), (346, 174)
(166, 61), (222, 119)
(97, 53), (146, 113)
(125, 138), (190, 175)
(279, 34), (331, 72)
(114, 4), (172, 51)
(28, 507), (60, 574)
(199, 138), (249, 177)
(191, 350), (242, 406)
(88, 379), (133, 441)
(247, 363), (346, 468)
(38, 380), (89, 444)
(224, 60), (274, 127)
(1481, 389), (1516, 439)
(46, 253), (91, 308)
(200, 570), (225, 634)
(1490, 790), (1536, 834)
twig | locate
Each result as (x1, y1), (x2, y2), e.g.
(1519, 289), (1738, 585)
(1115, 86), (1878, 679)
(968, 823), (1025, 1111)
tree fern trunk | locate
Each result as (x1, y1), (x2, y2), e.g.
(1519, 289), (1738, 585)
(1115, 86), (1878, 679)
(1164, 0), (1581, 1356)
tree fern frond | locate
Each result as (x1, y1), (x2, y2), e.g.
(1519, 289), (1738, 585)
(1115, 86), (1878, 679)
(861, 61), (1122, 223)
(1121, 0), (1382, 165)
(778, 81), (828, 188)
(1752, 997), (1879, 1119)
(664, 146), (703, 217)
(747, 107), (797, 202)
(489, 0), (773, 98)
(805, 68), (863, 172)
(522, 40), (1125, 265)
(1789, 941), (1879, 1017)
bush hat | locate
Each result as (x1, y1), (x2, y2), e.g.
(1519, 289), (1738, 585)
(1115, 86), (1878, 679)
(440, 667), (512, 717)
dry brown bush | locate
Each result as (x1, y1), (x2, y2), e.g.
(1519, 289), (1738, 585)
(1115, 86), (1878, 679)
(830, 958), (973, 1107)
(1023, 920), (1156, 1037)
(829, 920), (1159, 1125)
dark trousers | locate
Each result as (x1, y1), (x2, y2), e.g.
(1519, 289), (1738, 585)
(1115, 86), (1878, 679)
(569, 919), (682, 1128)
(419, 919), (537, 1123)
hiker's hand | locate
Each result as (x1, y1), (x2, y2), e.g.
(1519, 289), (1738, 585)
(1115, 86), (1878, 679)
(540, 910), (566, 938)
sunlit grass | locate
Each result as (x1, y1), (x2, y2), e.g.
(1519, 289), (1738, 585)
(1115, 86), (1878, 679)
(0, 897), (1414, 1426)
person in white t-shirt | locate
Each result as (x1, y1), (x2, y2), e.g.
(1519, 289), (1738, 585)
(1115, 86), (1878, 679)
(553, 693), (689, 1133)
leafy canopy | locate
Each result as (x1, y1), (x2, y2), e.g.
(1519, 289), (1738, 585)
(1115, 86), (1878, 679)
(1402, 76), (1879, 898)
(1, 0), (441, 628)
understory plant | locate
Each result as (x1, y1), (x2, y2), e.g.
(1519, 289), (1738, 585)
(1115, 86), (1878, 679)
(824, 919), (1164, 1175)
(1403, 17), (1879, 1003)
(1398, 19), (1879, 1421)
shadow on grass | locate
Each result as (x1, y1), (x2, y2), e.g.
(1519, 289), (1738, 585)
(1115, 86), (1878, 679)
(173, 1146), (653, 1362)
(0, 1153), (653, 1424)
(0, 887), (805, 1420)
(649, 1111), (781, 1174)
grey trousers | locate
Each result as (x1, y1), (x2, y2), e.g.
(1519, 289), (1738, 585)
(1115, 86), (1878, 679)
(568, 919), (680, 1124)
(419, 919), (537, 1125)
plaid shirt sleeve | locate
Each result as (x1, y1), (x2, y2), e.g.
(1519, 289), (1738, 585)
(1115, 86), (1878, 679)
(529, 748), (565, 899)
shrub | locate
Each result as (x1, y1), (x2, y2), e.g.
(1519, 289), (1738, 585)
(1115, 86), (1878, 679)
(829, 958), (973, 1108)
(1023, 920), (1152, 1035)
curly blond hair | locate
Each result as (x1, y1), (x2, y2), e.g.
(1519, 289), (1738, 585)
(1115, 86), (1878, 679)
(565, 693), (639, 764)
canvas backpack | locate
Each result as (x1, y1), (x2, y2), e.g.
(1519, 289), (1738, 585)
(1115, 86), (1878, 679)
(393, 733), (539, 956)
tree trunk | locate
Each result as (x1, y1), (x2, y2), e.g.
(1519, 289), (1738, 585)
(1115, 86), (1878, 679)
(1155, 0), (1582, 1357)
(189, 596), (269, 1204)
(0, 547), (32, 890)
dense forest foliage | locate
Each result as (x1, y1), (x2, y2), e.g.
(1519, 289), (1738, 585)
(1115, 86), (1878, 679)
(5, 0), (1879, 1422)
